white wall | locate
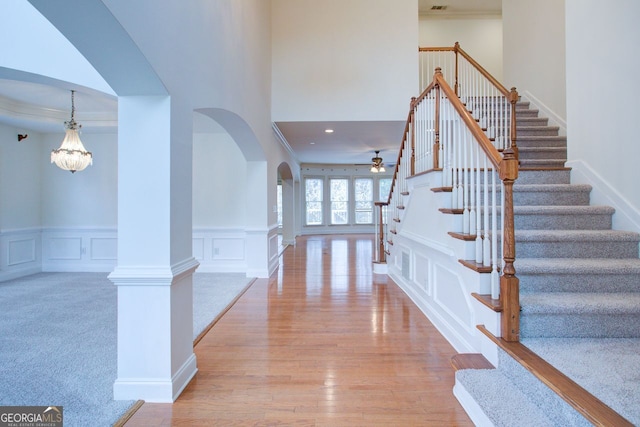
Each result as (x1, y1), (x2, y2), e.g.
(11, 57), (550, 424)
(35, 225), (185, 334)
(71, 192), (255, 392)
(271, 0), (419, 122)
(0, 123), (43, 279)
(503, 0), (566, 123)
(565, 0), (640, 231)
(193, 132), (247, 228)
(41, 132), (117, 228)
(0, 123), (42, 230)
(419, 17), (503, 83)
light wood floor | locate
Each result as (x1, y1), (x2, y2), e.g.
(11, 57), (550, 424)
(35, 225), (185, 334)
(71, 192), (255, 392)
(125, 234), (473, 426)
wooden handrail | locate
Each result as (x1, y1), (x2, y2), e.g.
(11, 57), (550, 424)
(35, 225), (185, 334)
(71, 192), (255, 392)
(455, 45), (510, 98)
(380, 60), (520, 342)
(386, 105), (415, 205)
(419, 43), (520, 161)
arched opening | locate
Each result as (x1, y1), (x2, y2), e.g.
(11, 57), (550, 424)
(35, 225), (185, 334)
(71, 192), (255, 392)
(277, 161), (296, 250)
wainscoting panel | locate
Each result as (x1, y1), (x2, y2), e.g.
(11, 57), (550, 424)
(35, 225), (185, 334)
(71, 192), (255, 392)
(212, 238), (245, 260)
(41, 228), (117, 272)
(8, 238), (36, 266)
(0, 229), (41, 281)
(413, 252), (431, 295)
(193, 228), (247, 273)
(388, 233), (482, 353)
(192, 238), (205, 261)
(48, 237), (82, 260)
(433, 264), (472, 329)
(90, 238), (117, 261)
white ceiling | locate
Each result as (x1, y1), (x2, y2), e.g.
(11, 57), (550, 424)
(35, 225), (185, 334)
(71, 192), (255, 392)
(0, 0), (501, 166)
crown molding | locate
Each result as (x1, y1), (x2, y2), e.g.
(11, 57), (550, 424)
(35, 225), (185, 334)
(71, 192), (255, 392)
(0, 94), (117, 132)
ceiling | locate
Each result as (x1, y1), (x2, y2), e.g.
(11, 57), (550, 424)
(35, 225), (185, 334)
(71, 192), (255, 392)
(0, 0), (501, 167)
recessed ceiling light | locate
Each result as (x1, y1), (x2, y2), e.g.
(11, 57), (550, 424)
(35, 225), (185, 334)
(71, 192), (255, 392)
(325, 129), (334, 133)
(310, 142), (315, 145)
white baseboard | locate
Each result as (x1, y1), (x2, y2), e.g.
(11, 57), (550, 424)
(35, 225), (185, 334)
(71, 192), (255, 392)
(113, 354), (198, 403)
(0, 265), (41, 282)
(521, 91), (567, 136)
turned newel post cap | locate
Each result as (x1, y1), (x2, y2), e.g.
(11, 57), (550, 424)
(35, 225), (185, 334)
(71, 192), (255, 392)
(509, 87), (519, 103)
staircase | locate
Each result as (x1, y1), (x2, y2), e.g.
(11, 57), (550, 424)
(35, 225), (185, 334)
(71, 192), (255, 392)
(454, 101), (640, 425)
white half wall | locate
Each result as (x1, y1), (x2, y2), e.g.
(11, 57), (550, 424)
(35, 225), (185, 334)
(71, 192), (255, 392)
(386, 172), (489, 353)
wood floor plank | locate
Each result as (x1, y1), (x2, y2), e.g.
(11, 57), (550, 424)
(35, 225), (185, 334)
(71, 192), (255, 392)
(125, 234), (472, 426)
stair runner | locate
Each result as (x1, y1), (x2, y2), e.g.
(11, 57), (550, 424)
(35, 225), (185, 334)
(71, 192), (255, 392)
(454, 101), (640, 425)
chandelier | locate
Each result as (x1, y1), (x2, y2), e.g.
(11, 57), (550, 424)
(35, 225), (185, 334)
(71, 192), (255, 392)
(370, 150), (385, 173)
(51, 90), (92, 173)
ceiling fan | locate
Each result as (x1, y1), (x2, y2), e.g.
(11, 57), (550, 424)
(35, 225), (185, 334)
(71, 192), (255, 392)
(352, 150), (394, 172)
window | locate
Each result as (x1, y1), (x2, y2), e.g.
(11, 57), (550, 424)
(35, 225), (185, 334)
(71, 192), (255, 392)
(379, 178), (391, 202)
(379, 178), (392, 223)
(330, 178), (349, 224)
(354, 178), (373, 224)
(305, 178), (323, 225)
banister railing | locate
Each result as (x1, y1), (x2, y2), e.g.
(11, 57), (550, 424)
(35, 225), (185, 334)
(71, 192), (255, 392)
(382, 67), (520, 342)
(419, 43), (519, 158)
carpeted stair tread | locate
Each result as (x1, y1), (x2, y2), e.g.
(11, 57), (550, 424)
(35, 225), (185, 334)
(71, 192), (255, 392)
(455, 369), (556, 426)
(513, 184), (591, 193)
(520, 292), (640, 315)
(517, 257), (640, 275)
(519, 159), (568, 168)
(513, 205), (614, 215)
(515, 229), (640, 242)
(516, 117), (549, 126)
(518, 147), (567, 160)
(516, 128), (560, 137)
(512, 184), (591, 206)
(517, 126), (560, 132)
(516, 138), (568, 148)
(517, 169), (571, 185)
(521, 338), (640, 425)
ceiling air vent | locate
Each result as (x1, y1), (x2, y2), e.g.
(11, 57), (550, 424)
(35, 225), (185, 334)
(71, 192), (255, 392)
(431, 5), (447, 10)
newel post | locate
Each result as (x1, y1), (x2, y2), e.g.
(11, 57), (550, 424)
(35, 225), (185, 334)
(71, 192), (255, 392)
(499, 148), (520, 342)
(454, 41), (460, 96)
(410, 97), (417, 176)
(509, 87), (519, 160)
(374, 202), (387, 263)
(434, 68), (442, 170)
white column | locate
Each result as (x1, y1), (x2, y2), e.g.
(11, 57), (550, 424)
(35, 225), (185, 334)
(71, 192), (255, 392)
(281, 177), (295, 246)
(245, 161), (275, 277)
(109, 95), (198, 402)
